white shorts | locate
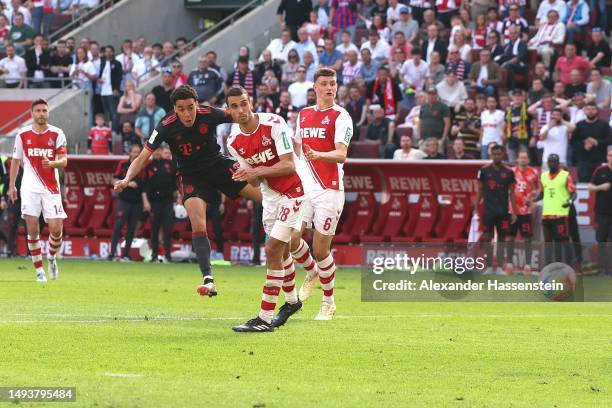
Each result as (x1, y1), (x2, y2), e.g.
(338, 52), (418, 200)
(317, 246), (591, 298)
(262, 195), (304, 243)
(21, 190), (67, 221)
(301, 189), (345, 235)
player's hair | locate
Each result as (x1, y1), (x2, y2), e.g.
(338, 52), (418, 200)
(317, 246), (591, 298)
(491, 144), (505, 153)
(313, 67), (336, 82)
(95, 113), (105, 120)
(226, 86), (249, 103)
(585, 101), (598, 109)
(31, 99), (48, 110)
(170, 85), (198, 106)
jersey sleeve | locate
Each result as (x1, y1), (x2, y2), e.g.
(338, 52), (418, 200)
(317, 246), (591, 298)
(294, 111), (302, 144)
(56, 129), (68, 155)
(145, 127), (165, 152)
(271, 116), (294, 156)
(113, 162), (125, 179)
(12, 134), (23, 160)
(207, 106), (232, 126)
(334, 109), (354, 146)
(226, 138), (252, 170)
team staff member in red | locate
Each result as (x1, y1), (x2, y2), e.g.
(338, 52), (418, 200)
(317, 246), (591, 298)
(588, 146), (612, 276)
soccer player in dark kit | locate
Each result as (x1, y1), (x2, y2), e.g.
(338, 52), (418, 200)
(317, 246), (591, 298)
(114, 85), (262, 297)
(473, 144), (519, 275)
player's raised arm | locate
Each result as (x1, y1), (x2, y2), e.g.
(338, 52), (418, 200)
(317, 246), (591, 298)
(114, 145), (152, 192)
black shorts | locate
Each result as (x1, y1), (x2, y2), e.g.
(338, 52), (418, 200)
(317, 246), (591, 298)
(483, 212), (511, 236)
(511, 214), (534, 238)
(178, 158), (247, 203)
(542, 217), (570, 242)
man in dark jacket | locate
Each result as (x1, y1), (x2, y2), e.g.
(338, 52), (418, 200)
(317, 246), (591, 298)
(25, 34), (51, 88)
(99, 45), (123, 130)
(499, 26), (528, 90)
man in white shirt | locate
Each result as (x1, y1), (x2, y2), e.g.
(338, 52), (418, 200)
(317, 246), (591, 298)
(0, 44), (26, 88)
(360, 29), (390, 63)
(528, 10), (565, 69)
(435, 69), (467, 113)
(536, 0), (567, 26)
(480, 96), (506, 159)
(7, 0), (31, 26)
(538, 108), (574, 167)
(131, 46), (159, 83)
(293, 27), (319, 64)
(399, 48), (429, 93)
(287, 66), (314, 108)
(335, 30), (359, 61)
(393, 134), (426, 160)
(586, 68), (612, 109)
(262, 28), (296, 64)
(569, 92), (587, 123)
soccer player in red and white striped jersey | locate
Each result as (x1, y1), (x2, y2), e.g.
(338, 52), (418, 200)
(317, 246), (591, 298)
(225, 87), (304, 332)
(292, 67), (354, 320)
(9, 99), (68, 282)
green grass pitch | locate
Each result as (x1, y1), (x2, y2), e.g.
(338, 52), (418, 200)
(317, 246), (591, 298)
(0, 259), (611, 407)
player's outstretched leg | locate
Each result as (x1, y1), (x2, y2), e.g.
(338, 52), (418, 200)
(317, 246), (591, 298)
(291, 235), (318, 301)
(47, 232), (62, 280)
(193, 231), (217, 297)
(315, 253), (337, 320)
(272, 254), (303, 327)
(27, 234), (46, 282)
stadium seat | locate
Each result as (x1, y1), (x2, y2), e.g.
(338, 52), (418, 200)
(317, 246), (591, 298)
(95, 199), (115, 237)
(226, 198), (252, 241)
(361, 194), (408, 242)
(86, 188), (113, 236)
(63, 186), (84, 229)
(334, 193), (377, 243)
(427, 195), (471, 243)
(348, 142), (379, 158)
(358, 125), (368, 141)
(395, 194), (439, 242)
(395, 127), (412, 139)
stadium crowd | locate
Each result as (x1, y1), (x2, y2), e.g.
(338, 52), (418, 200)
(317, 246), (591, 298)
(1, 0), (612, 267)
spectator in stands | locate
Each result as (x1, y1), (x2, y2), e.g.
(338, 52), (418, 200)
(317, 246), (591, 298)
(116, 39), (140, 91)
(389, 31), (412, 61)
(451, 138), (470, 160)
(501, 4), (528, 42)
(76, 0), (100, 11)
(422, 24), (446, 64)
(499, 25), (527, 90)
(0, 14), (11, 53)
(335, 30), (358, 60)
(328, 0), (358, 44)
(505, 90), (532, 163)
(424, 50), (444, 87)
(24, 33), (49, 88)
(8, 11), (33, 54)
(366, 66), (402, 119)
(588, 146), (612, 276)
(423, 136), (447, 159)
(254, 84), (274, 113)
(117, 79), (142, 125)
(99, 45), (122, 129)
(188, 55), (224, 105)
(436, 69), (467, 113)
(562, 0), (590, 44)
(109, 144), (143, 262)
(487, 31), (504, 64)
(389, 47), (406, 82)
(87, 113), (112, 155)
(468, 48), (500, 98)
(346, 84), (367, 129)
(302, 51), (316, 82)
(586, 68), (612, 109)
(0, 44), (26, 88)
(366, 104), (397, 159)
(359, 48), (379, 82)
(277, 0), (312, 42)
(304, 9), (322, 40)
(536, 0), (566, 26)
(206, 50), (227, 82)
(399, 48), (428, 98)
(281, 49), (301, 87)
(70, 46), (97, 92)
(392, 6), (418, 43)
(587, 28), (611, 68)
(65, 36), (76, 59)
(120, 121), (139, 153)
(170, 60), (187, 88)
(227, 55), (257, 101)
(313, 0), (330, 27)
(480, 96), (506, 159)
(555, 43), (590, 86)
(320, 37), (343, 79)
(133, 35), (146, 59)
(255, 49), (282, 85)
(529, 10), (565, 70)
(360, 28), (390, 63)
(446, 46), (470, 80)
(263, 28), (296, 64)
(528, 94), (558, 140)
(572, 102), (612, 181)
(274, 90), (295, 124)
(528, 78), (546, 106)
(131, 46), (159, 84)
(532, 61), (554, 92)
(142, 146), (177, 263)
(159, 41), (176, 68)
(294, 26), (319, 64)
(393, 133), (426, 160)
(568, 92), (587, 123)
(135, 93), (165, 142)
(287, 65), (313, 109)
(342, 50), (361, 85)
(151, 43), (163, 63)
(420, 87), (451, 145)
(175, 36), (191, 57)
(449, 30), (471, 63)
(48, 39), (71, 87)
(8, 0), (31, 27)
(538, 107), (574, 167)
(451, 97), (481, 158)
(565, 69), (587, 99)
(149, 68), (172, 113)
(90, 41), (102, 114)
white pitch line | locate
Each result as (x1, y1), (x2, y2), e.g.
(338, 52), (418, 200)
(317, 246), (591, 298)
(104, 373), (144, 378)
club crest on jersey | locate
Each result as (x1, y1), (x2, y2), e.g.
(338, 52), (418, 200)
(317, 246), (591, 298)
(199, 124), (208, 135)
(301, 115), (306, 123)
(321, 116), (330, 125)
(26, 139), (32, 145)
(239, 147), (246, 155)
(47, 139), (54, 147)
(261, 135), (272, 147)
